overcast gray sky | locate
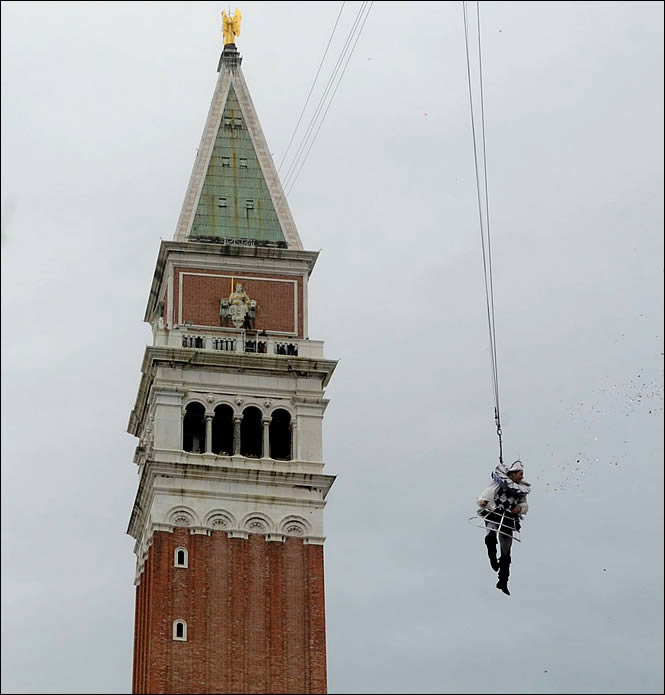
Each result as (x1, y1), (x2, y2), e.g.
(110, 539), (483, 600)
(1, 2), (663, 694)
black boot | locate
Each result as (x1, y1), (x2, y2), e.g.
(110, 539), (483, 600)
(496, 555), (511, 595)
(484, 534), (499, 572)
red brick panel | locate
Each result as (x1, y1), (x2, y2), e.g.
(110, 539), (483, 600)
(230, 537), (248, 692)
(206, 531), (230, 693)
(141, 568), (149, 693)
(132, 583), (140, 693)
(246, 535), (268, 694)
(173, 267), (304, 337)
(284, 537), (306, 694)
(170, 529), (193, 694)
(143, 557), (152, 695)
(139, 562), (147, 693)
(134, 553), (154, 694)
(307, 545), (328, 693)
(147, 536), (170, 694)
(137, 554), (150, 694)
(190, 532), (209, 693)
(132, 531), (327, 694)
(267, 542), (286, 693)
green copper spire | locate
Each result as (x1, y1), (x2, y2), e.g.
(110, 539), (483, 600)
(190, 86), (286, 245)
(174, 44), (302, 248)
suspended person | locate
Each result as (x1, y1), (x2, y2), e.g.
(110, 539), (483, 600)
(476, 460), (531, 595)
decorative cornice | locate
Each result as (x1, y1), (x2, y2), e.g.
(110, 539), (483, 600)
(137, 447), (324, 473)
(127, 459), (335, 540)
(127, 345), (337, 436)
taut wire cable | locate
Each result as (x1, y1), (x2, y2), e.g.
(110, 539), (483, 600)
(463, 0), (503, 464)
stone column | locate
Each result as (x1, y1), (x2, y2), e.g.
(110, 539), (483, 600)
(290, 420), (297, 461)
(233, 417), (242, 455)
(262, 418), (271, 458)
(205, 415), (213, 454)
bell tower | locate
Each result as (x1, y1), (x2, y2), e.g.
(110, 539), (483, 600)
(127, 29), (337, 695)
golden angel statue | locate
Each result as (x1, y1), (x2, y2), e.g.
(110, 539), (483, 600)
(222, 9), (242, 46)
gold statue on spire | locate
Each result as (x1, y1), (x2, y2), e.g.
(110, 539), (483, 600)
(222, 9), (242, 46)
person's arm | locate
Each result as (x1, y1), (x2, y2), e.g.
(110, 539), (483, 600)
(477, 484), (497, 509)
(511, 500), (529, 516)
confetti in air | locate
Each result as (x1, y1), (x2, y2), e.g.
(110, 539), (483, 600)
(535, 349), (663, 493)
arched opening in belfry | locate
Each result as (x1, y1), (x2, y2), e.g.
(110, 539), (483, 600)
(212, 404), (234, 455)
(269, 409), (292, 460)
(183, 402), (206, 453)
(240, 406), (262, 458)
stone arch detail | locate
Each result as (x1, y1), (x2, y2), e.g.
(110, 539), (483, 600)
(211, 398), (237, 413)
(211, 403), (234, 456)
(280, 515), (310, 537)
(182, 401), (206, 453)
(268, 404), (295, 419)
(241, 512), (274, 534)
(167, 506), (198, 527)
(269, 408), (292, 460)
(183, 397), (208, 413)
(204, 509), (236, 530)
(240, 405), (263, 458)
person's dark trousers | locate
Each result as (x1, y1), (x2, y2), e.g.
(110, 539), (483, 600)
(496, 532), (513, 595)
(484, 532), (499, 571)
(484, 511), (517, 594)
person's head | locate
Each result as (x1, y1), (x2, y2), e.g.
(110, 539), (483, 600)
(506, 459), (524, 482)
